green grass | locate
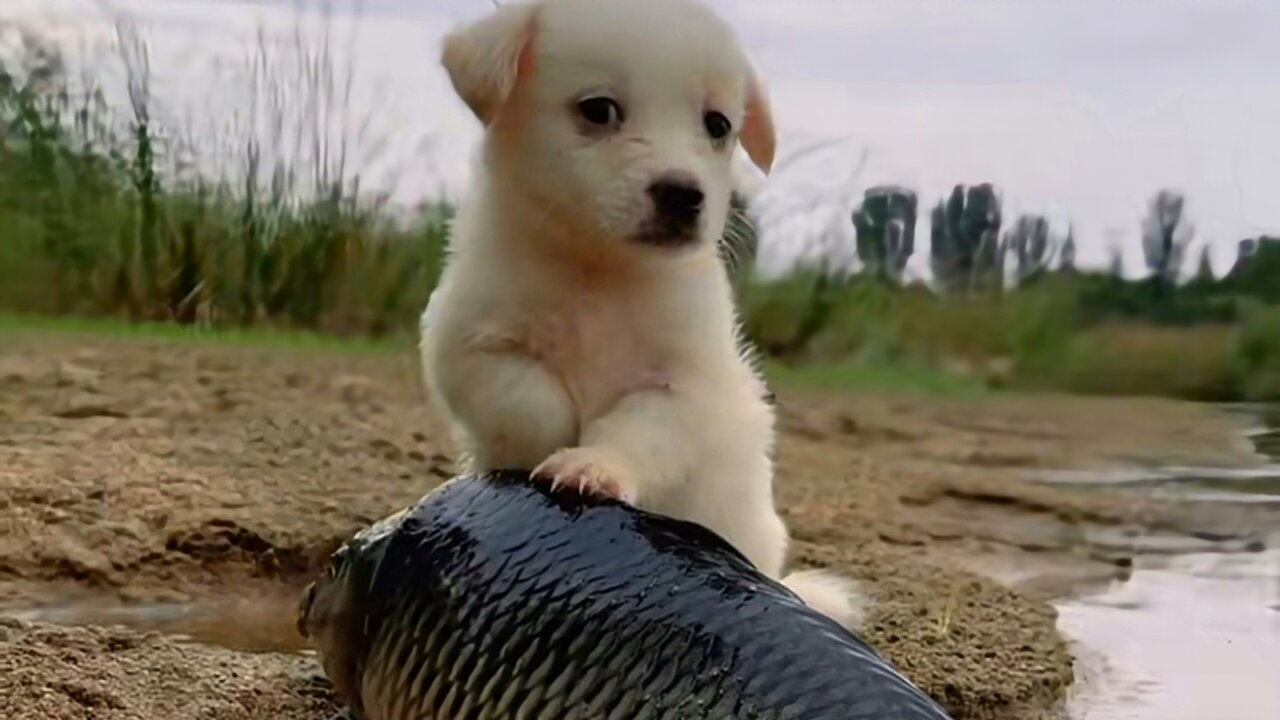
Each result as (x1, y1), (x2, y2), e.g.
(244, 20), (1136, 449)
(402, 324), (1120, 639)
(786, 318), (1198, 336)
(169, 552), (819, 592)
(0, 20), (448, 337)
(0, 312), (409, 354)
(0, 310), (986, 396)
(764, 360), (991, 397)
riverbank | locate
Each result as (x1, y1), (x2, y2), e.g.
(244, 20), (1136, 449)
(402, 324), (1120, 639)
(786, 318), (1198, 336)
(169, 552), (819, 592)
(1, 329), (1268, 719)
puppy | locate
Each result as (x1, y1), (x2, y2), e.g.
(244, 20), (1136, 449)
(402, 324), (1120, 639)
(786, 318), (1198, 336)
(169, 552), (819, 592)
(422, 0), (865, 630)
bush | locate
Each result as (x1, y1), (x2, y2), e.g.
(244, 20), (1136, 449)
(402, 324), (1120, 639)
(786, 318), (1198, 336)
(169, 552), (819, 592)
(735, 269), (1278, 401)
(1235, 306), (1280, 401)
(0, 23), (447, 338)
(1033, 324), (1240, 400)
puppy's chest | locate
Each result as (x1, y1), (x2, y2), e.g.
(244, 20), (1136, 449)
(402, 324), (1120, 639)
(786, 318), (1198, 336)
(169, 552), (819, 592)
(515, 302), (670, 415)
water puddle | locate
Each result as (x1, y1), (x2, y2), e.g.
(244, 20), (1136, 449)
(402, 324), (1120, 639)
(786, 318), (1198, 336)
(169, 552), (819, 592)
(1059, 549), (1280, 719)
(1043, 404), (1280, 720)
(1030, 466), (1280, 506)
(5, 589), (311, 654)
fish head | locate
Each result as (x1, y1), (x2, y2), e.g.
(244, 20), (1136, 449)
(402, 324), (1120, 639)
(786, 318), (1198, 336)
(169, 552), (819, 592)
(298, 505), (413, 708)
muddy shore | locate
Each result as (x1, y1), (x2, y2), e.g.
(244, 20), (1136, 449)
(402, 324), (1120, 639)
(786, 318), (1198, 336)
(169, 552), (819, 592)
(0, 332), (1261, 719)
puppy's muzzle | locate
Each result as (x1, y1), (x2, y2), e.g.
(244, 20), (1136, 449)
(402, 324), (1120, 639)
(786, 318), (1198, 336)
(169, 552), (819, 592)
(641, 174), (704, 247)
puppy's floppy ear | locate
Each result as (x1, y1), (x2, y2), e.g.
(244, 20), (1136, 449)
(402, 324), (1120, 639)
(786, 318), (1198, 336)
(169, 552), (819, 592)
(441, 3), (538, 125)
(740, 70), (776, 176)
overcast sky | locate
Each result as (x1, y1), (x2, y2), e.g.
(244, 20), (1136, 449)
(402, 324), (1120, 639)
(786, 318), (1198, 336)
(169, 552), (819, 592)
(3, 0), (1278, 277)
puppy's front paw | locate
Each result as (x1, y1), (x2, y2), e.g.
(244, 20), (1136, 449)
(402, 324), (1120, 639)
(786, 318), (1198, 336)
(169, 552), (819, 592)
(533, 448), (638, 504)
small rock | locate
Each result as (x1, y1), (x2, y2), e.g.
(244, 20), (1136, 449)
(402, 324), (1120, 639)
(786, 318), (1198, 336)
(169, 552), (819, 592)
(102, 521), (144, 540)
(370, 438), (402, 457)
(0, 357), (44, 383)
(333, 375), (378, 404)
(0, 615), (30, 630)
(50, 539), (115, 582)
(211, 388), (245, 413)
(54, 395), (128, 419)
(56, 361), (102, 390)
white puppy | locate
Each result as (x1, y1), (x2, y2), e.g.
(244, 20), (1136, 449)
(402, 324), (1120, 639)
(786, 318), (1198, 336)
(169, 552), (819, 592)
(422, 0), (865, 629)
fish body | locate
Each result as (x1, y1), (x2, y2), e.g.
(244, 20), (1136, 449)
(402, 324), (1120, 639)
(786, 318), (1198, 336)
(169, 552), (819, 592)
(299, 472), (952, 720)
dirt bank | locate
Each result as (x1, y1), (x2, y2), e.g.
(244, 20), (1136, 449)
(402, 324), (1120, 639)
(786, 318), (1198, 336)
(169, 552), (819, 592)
(0, 331), (1258, 719)
(0, 617), (337, 720)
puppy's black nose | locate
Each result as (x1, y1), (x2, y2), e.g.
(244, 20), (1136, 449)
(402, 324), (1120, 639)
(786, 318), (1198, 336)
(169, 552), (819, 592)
(648, 177), (704, 227)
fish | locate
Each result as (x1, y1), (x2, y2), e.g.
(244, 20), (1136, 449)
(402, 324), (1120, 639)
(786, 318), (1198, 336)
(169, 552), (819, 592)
(298, 471), (953, 720)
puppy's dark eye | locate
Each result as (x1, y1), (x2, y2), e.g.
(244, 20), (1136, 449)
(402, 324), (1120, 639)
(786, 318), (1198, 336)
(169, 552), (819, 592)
(704, 111), (732, 140)
(578, 97), (624, 127)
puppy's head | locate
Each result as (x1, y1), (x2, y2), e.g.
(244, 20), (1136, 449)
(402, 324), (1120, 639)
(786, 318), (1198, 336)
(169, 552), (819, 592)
(442, 0), (774, 257)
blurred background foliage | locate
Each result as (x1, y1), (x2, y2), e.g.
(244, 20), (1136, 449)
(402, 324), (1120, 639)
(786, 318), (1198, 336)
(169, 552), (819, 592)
(1, 20), (1277, 401)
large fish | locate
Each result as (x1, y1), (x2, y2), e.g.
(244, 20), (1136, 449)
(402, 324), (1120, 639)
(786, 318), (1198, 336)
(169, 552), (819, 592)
(298, 472), (952, 719)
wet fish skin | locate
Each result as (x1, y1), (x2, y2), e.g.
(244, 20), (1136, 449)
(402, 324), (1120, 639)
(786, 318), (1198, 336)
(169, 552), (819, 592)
(299, 472), (953, 720)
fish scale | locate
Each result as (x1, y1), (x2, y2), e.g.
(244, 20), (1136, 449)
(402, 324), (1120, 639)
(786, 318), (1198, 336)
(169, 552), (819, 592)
(300, 472), (954, 720)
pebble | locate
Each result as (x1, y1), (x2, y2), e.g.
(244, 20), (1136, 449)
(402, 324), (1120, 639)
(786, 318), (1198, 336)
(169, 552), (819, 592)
(56, 361), (102, 389)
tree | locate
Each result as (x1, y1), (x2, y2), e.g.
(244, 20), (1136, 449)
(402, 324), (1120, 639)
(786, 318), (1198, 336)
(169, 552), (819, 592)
(1193, 245), (1214, 283)
(930, 183), (1003, 293)
(853, 185), (916, 282)
(1004, 214), (1056, 285)
(1058, 226), (1077, 274)
(1236, 237), (1259, 265)
(1141, 190), (1193, 282)
(1107, 245), (1125, 278)
(1226, 236), (1280, 303)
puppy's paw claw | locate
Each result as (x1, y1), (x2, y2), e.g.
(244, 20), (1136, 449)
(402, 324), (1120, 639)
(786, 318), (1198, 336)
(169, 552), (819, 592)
(533, 448), (637, 504)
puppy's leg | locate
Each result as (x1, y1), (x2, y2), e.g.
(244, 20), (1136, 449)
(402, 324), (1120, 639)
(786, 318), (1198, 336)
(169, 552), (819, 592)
(722, 468), (869, 632)
(430, 349), (577, 472)
(531, 385), (870, 630)
(533, 389), (692, 505)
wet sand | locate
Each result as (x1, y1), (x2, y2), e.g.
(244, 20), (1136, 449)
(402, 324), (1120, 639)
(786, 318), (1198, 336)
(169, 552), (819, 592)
(0, 331), (1265, 719)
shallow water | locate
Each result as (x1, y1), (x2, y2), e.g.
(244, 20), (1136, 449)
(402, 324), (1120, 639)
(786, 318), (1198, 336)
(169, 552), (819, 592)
(6, 590), (310, 654)
(1051, 404), (1280, 720)
(1060, 549), (1280, 720)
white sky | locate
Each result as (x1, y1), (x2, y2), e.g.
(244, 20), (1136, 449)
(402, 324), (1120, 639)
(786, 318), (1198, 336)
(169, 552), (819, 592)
(2, 0), (1278, 278)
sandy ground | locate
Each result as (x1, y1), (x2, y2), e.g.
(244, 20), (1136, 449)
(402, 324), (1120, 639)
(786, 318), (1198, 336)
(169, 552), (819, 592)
(0, 331), (1263, 719)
